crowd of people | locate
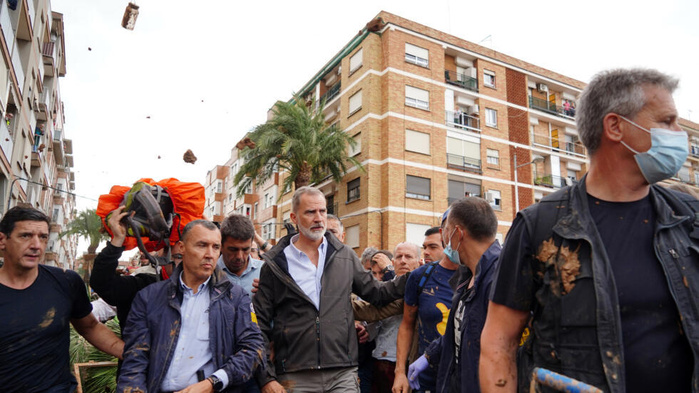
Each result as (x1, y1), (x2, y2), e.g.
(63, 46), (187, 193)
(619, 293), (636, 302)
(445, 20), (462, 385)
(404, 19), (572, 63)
(0, 67), (698, 393)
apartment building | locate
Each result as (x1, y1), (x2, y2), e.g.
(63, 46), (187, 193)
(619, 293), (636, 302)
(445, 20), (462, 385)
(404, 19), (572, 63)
(205, 11), (699, 254)
(0, 0), (76, 268)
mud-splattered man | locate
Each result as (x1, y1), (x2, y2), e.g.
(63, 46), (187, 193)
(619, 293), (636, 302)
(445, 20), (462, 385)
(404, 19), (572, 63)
(480, 69), (699, 393)
(0, 206), (124, 392)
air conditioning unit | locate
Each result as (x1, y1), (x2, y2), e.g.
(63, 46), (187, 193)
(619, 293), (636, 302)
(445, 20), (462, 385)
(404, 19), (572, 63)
(469, 104), (479, 115)
(485, 191), (495, 204)
(536, 83), (549, 93)
(337, 66), (342, 75)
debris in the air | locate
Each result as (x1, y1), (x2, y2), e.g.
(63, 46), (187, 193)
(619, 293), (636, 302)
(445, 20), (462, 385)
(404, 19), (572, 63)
(183, 149), (197, 164)
(146, 116), (151, 119)
(121, 2), (139, 30)
(88, 47), (92, 51)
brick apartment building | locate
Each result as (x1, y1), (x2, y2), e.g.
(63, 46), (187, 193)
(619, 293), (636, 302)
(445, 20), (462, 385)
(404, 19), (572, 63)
(205, 11), (699, 254)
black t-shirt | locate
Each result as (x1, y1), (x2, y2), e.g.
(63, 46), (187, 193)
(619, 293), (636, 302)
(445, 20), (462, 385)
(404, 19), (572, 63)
(588, 194), (693, 393)
(0, 265), (93, 392)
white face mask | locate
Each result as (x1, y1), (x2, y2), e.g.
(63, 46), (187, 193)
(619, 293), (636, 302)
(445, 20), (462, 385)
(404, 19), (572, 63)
(619, 116), (688, 184)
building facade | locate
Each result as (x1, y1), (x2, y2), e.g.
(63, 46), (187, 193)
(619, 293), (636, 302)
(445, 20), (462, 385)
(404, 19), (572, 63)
(204, 11), (699, 254)
(0, 0), (76, 268)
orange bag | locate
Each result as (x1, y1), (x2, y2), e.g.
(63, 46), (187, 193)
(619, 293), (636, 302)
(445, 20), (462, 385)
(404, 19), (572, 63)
(96, 178), (205, 251)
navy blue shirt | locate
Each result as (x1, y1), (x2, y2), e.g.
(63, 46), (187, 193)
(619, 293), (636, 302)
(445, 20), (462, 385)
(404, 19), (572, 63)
(404, 263), (456, 390)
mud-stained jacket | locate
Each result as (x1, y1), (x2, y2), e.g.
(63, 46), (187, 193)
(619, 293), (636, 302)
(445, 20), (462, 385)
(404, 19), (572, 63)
(117, 264), (264, 393)
(514, 177), (699, 393)
(253, 232), (408, 387)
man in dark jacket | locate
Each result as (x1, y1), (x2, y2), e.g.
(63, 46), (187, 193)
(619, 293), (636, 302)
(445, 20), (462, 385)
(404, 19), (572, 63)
(118, 219), (264, 393)
(480, 69), (699, 393)
(254, 186), (408, 393)
(406, 197), (500, 393)
(91, 205), (183, 334)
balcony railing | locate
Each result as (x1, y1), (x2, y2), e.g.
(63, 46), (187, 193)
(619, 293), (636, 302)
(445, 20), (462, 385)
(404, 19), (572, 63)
(690, 145), (699, 158)
(320, 82), (341, 104)
(447, 153), (482, 172)
(534, 174), (567, 188)
(445, 70), (478, 92)
(446, 110), (480, 132)
(529, 96), (558, 114)
(531, 133), (587, 158)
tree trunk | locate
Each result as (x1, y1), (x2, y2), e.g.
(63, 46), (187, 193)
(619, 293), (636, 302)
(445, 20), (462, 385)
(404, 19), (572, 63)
(82, 253), (96, 285)
(295, 161), (312, 189)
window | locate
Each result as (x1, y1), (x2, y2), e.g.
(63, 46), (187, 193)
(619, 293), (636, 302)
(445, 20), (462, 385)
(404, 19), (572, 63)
(487, 190), (502, 210)
(216, 180), (222, 193)
(486, 149), (499, 166)
(485, 108), (497, 128)
(405, 129), (430, 155)
(348, 133), (361, 156)
(349, 90), (362, 115)
(448, 179), (481, 204)
(347, 178), (360, 202)
(447, 136), (481, 169)
(406, 223), (431, 247)
(264, 193), (270, 209)
(346, 225), (360, 248)
(678, 166), (691, 182)
(254, 202), (258, 219)
(350, 48), (363, 73)
(405, 43), (429, 67)
(695, 172), (699, 185)
(484, 70), (496, 88)
(405, 86), (429, 110)
(406, 175), (431, 200)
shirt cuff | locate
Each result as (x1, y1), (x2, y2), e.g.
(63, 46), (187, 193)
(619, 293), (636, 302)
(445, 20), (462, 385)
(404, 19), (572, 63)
(213, 369), (229, 390)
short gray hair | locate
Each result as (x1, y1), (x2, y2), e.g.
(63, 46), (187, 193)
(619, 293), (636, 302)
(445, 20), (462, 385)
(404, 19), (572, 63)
(291, 186), (325, 213)
(576, 68), (679, 155)
(181, 219), (219, 242)
(361, 246), (378, 266)
(327, 214), (343, 232)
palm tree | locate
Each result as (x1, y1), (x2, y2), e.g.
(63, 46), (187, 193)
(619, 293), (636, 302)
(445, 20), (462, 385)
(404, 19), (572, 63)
(234, 95), (363, 197)
(61, 208), (108, 282)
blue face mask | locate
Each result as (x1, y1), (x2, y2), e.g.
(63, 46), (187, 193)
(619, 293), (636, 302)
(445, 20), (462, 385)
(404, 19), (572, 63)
(619, 116), (688, 184)
(443, 227), (462, 265)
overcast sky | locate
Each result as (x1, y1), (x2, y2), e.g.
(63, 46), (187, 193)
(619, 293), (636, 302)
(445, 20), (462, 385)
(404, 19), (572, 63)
(50, 0), (698, 251)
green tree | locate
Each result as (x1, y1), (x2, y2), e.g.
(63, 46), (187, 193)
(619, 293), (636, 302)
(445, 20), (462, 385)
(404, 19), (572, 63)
(61, 208), (108, 282)
(234, 95), (363, 197)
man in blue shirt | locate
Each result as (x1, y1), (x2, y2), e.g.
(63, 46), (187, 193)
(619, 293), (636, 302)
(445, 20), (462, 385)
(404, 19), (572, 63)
(217, 213), (264, 296)
(118, 219), (264, 392)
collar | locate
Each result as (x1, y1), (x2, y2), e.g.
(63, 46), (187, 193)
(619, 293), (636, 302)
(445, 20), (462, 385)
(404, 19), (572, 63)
(288, 234), (327, 258)
(217, 255), (264, 276)
(179, 271), (211, 293)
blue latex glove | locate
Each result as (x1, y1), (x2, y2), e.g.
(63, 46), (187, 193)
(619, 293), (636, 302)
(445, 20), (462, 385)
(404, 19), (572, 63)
(408, 354), (429, 390)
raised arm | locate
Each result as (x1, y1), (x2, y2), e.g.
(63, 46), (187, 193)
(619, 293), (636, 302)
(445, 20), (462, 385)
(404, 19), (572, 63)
(479, 301), (529, 393)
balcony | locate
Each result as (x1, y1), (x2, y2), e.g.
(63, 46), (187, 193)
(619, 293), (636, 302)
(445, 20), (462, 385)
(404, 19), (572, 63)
(42, 42), (57, 77)
(532, 132), (587, 159)
(534, 173), (567, 188)
(446, 110), (480, 133)
(447, 153), (482, 173)
(529, 96), (558, 115)
(445, 70), (478, 92)
(690, 145), (699, 159)
(0, 119), (14, 162)
(320, 82), (341, 104)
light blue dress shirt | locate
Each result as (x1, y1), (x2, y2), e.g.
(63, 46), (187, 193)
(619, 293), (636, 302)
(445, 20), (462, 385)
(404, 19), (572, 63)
(283, 234), (327, 309)
(161, 273), (229, 391)
(216, 255), (264, 296)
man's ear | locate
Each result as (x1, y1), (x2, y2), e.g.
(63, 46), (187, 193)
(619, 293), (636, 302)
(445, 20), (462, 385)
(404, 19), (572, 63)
(0, 232), (7, 250)
(603, 113), (624, 142)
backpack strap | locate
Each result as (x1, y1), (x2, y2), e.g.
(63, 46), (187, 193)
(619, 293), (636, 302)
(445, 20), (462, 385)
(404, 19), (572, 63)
(416, 261), (439, 303)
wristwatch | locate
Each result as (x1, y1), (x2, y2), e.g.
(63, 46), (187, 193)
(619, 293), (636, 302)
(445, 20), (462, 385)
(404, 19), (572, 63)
(207, 375), (223, 392)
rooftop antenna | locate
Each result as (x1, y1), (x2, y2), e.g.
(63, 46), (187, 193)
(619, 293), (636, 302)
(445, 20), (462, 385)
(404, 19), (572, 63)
(479, 34), (493, 48)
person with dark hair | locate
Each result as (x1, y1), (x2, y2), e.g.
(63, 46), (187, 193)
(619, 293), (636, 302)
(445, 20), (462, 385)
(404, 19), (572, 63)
(254, 186), (407, 393)
(480, 68), (698, 393)
(118, 219), (264, 392)
(393, 221), (457, 393)
(218, 213), (264, 296)
(405, 198), (500, 393)
(0, 206), (124, 392)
